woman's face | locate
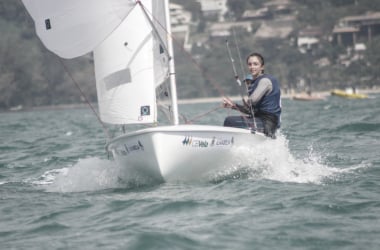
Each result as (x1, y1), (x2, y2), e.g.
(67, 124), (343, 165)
(247, 56), (264, 78)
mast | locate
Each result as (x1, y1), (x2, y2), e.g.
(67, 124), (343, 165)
(164, 0), (179, 125)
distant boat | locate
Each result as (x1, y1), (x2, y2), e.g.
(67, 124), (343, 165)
(331, 88), (368, 99)
(9, 105), (23, 111)
(292, 93), (325, 101)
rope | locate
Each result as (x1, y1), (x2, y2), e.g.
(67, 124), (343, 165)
(135, 2), (233, 125)
(232, 28), (247, 89)
(185, 105), (223, 124)
(22, 3), (111, 140)
(226, 40), (241, 87)
(58, 58), (111, 140)
(231, 27), (256, 129)
(140, 2), (227, 97)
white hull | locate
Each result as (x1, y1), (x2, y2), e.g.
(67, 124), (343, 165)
(106, 125), (267, 182)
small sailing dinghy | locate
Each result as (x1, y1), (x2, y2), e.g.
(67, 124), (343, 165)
(22, 0), (267, 182)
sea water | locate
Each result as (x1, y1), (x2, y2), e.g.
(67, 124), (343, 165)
(1, 94), (380, 249)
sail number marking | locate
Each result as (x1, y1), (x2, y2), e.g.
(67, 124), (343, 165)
(182, 136), (234, 148)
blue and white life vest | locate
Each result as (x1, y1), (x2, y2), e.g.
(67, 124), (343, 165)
(248, 74), (281, 120)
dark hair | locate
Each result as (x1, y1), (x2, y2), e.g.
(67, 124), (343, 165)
(246, 52), (265, 74)
(246, 52), (264, 66)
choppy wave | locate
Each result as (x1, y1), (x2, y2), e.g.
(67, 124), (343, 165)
(32, 158), (122, 192)
(334, 122), (380, 132)
(2, 96), (380, 249)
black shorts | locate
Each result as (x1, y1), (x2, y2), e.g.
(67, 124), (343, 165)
(223, 113), (278, 138)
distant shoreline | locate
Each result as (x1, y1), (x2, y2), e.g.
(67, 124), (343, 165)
(2, 88), (380, 113)
(178, 88), (380, 104)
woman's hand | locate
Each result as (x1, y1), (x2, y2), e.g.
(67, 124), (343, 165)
(222, 97), (235, 108)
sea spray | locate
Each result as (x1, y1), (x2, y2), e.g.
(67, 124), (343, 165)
(34, 158), (122, 192)
(30, 130), (372, 192)
(33, 157), (165, 192)
(210, 133), (345, 184)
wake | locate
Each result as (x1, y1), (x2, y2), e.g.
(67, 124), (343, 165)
(30, 133), (370, 192)
(210, 133), (368, 184)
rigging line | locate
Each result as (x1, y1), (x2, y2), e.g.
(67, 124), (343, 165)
(139, 1), (255, 125)
(226, 40), (240, 86)
(226, 40), (247, 102)
(230, 28), (256, 129)
(141, 3), (227, 98)
(232, 28), (247, 90)
(223, 96), (257, 130)
(21, 4), (112, 141)
(138, 2), (230, 121)
(137, 1), (170, 60)
(185, 105), (223, 124)
(58, 57), (111, 141)
(138, 0), (255, 130)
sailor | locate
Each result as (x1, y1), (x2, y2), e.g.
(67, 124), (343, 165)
(222, 52), (281, 138)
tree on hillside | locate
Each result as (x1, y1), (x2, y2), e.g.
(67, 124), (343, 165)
(0, 0), (27, 22)
(227, 0), (249, 18)
(365, 37), (380, 83)
(0, 21), (44, 108)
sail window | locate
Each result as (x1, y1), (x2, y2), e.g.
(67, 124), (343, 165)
(45, 19), (51, 30)
(104, 68), (132, 90)
(140, 106), (150, 116)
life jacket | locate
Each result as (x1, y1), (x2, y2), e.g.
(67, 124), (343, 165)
(248, 74), (281, 121)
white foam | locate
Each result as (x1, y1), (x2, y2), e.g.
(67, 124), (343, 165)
(214, 133), (355, 184)
(34, 158), (122, 192)
(31, 133), (370, 191)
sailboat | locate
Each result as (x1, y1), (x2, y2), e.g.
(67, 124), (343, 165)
(22, 0), (267, 182)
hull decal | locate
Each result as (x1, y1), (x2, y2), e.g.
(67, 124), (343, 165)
(182, 136), (234, 148)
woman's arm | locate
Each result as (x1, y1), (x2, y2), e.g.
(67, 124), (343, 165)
(249, 78), (273, 105)
(234, 102), (251, 115)
(222, 97), (252, 115)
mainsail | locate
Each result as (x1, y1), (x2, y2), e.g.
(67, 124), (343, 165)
(23, 0), (170, 125)
(94, 1), (169, 124)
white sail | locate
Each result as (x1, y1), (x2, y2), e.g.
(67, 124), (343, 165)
(23, 0), (169, 125)
(22, 0), (135, 59)
(93, 1), (169, 125)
